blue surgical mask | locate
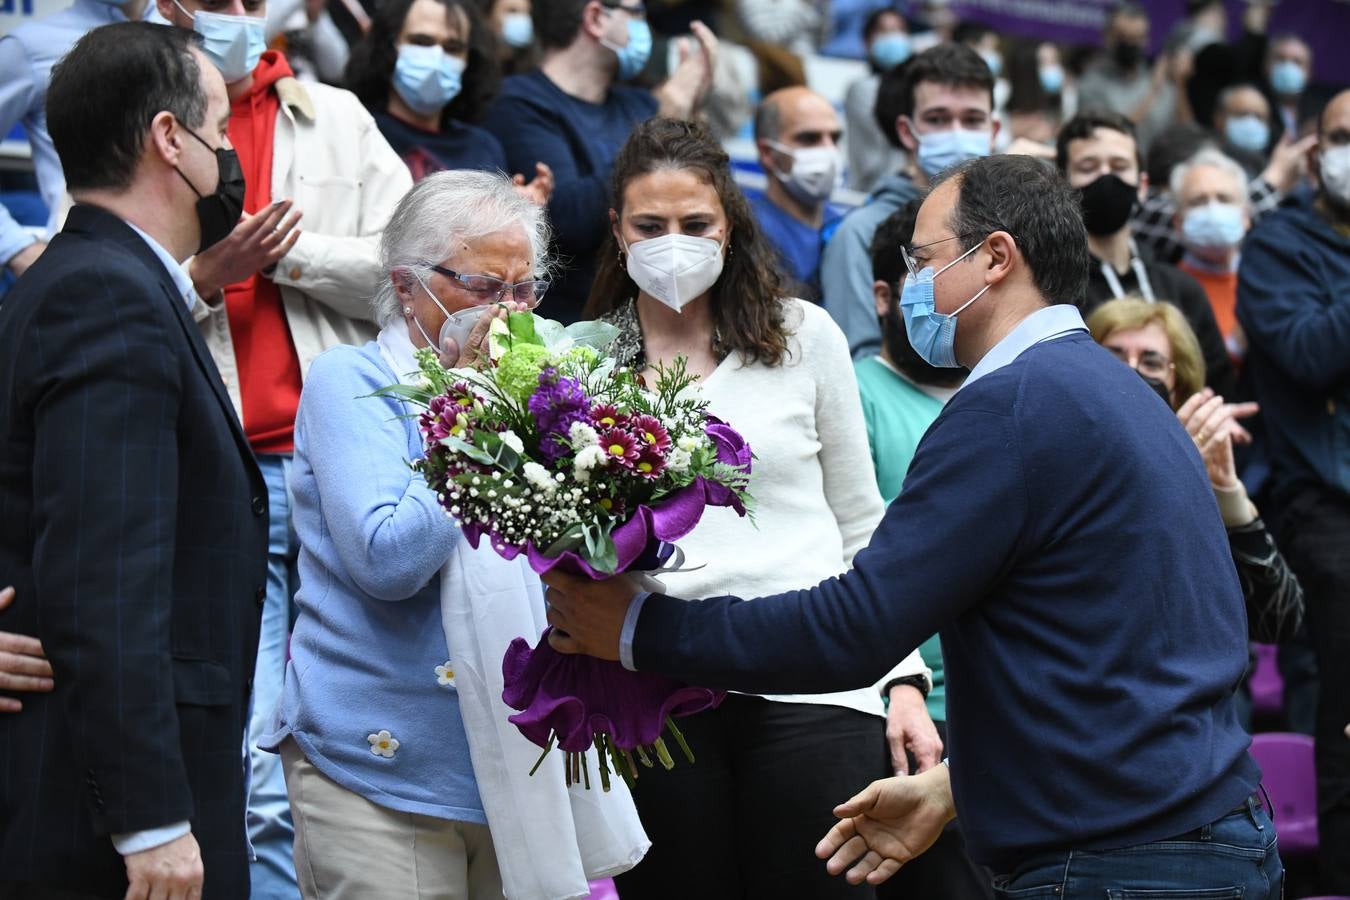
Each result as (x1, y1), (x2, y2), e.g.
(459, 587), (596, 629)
(900, 240), (990, 368)
(1038, 64), (1064, 94)
(912, 126), (992, 179)
(1182, 202), (1245, 251)
(980, 50), (1002, 79)
(870, 32), (912, 70)
(500, 12), (534, 49)
(392, 45), (465, 117)
(174, 0), (265, 83)
(1224, 114), (1270, 153)
(600, 15), (652, 81)
(1270, 60), (1306, 96)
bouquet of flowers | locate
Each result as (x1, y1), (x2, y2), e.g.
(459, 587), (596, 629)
(381, 311), (753, 789)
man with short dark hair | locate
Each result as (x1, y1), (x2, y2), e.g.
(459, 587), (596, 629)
(1056, 111), (1237, 397)
(1238, 88), (1350, 895)
(751, 86), (844, 300)
(0, 22), (268, 899)
(540, 153), (1277, 898)
(1263, 34), (1316, 143)
(821, 42), (996, 358)
(482, 0), (717, 323)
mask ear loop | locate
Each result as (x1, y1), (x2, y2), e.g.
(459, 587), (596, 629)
(405, 269), (454, 350)
(933, 239), (991, 318)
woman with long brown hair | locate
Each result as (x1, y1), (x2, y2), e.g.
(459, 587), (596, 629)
(586, 117), (931, 900)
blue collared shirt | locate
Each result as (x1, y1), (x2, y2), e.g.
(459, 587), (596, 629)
(615, 302), (1089, 671)
(0, 0), (147, 266)
(125, 220), (197, 310)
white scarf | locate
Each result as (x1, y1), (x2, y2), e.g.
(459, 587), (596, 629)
(377, 324), (649, 900)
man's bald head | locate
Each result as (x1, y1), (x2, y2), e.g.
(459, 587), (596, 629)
(754, 87), (840, 146)
(1320, 89), (1350, 140)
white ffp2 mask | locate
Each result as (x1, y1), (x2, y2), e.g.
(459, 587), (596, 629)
(624, 234), (726, 313)
(767, 142), (841, 205)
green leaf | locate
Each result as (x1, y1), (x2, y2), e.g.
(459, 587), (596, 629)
(442, 436), (493, 465)
(588, 533), (619, 575)
(563, 320), (621, 351)
(533, 316), (567, 348)
(507, 311), (540, 346)
(544, 523), (586, 556)
(475, 432), (521, 471)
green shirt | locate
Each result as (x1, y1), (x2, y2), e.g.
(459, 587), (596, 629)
(854, 355), (951, 721)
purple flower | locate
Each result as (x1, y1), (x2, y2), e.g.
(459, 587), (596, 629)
(527, 368), (590, 461)
(702, 415), (752, 514)
(502, 627), (724, 753)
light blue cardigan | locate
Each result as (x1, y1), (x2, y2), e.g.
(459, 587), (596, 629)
(260, 341), (485, 824)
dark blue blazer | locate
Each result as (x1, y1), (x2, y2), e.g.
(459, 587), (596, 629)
(634, 331), (1260, 870)
(0, 204), (268, 898)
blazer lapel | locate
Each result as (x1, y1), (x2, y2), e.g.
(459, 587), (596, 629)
(65, 205), (259, 473)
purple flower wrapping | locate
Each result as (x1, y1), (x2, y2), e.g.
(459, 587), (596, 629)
(502, 628), (723, 752)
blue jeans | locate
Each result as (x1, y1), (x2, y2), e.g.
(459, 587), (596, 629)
(248, 455), (300, 899)
(992, 796), (1282, 900)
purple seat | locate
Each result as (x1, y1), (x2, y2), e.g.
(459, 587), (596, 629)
(1249, 642), (1284, 719)
(1249, 732), (1317, 858)
(588, 879), (619, 900)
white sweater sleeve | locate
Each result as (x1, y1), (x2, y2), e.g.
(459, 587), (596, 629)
(801, 302), (886, 566)
(799, 302), (933, 693)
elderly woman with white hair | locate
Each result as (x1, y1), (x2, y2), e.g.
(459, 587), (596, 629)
(259, 169), (597, 899)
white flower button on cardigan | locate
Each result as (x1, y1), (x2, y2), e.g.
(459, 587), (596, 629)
(367, 730), (400, 758)
(434, 662), (456, 688)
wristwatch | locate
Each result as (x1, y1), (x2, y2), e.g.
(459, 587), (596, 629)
(882, 674), (930, 699)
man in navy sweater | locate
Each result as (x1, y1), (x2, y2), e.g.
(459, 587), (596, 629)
(482, 0), (717, 324)
(542, 154), (1277, 898)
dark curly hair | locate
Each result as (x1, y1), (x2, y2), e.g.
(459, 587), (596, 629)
(344, 0), (501, 125)
(585, 118), (792, 368)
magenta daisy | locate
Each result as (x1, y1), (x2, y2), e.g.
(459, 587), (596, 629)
(591, 403), (625, 429)
(628, 414), (671, 453)
(599, 429), (639, 468)
(633, 445), (666, 480)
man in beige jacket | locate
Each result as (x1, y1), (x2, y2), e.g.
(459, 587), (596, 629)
(157, 1), (413, 895)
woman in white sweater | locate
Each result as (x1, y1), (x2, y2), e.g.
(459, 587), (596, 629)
(584, 117), (931, 900)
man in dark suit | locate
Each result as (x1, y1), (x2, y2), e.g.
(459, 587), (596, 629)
(0, 22), (268, 900)
(540, 155), (1280, 899)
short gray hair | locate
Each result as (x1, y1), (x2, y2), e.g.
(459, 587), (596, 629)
(372, 169), (552, 326)
(1169, 148), (1249, 207)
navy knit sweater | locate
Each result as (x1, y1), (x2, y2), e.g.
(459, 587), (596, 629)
(635, 331), (1260, 870)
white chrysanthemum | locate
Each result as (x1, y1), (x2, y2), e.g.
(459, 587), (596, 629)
(568, 421), (600, 448)
(572, 444), (610, 483)
(522, 462), (558, 494)
(676, 435), (701, 453)
(499, 430), (525, 454)
(666, 447), (692, 472)
(434, 662), (456, 688)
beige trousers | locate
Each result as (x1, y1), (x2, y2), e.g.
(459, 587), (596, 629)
(281, 740), (504, 900)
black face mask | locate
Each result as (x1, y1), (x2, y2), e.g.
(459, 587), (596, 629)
(1078, 173), (1138, 236)
(1112, 41), (1144, 69)
(174, 127), (245, 254)
(1138, 371), (1172, 405)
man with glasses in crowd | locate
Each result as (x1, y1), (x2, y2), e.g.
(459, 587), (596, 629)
(482, 0), (717, 323)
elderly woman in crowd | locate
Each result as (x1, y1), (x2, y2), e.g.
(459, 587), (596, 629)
(258, 170), (618, 899)
(1087, 297), (1303, 646)
(584, 116), (932, 900)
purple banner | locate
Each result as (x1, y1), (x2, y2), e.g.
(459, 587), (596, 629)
(945, 0), (1350, 89)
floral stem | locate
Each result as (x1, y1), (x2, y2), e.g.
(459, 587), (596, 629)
(635, 744), (654, 768)
(653, 737), (675, 770)
(581, 750), (591, 791)
(665, 715), (695, 764)
(529, 731), (556, 777)
(620, 747), (640, 781)
(594, 734), (612, 792)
